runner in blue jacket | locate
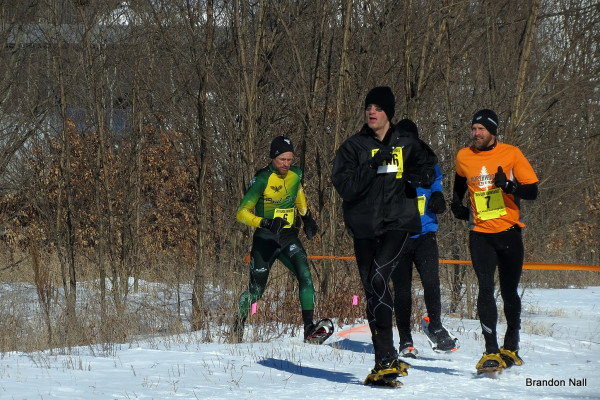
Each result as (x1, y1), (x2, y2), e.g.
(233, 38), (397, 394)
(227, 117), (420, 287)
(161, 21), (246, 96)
(391, 119), (456, 357)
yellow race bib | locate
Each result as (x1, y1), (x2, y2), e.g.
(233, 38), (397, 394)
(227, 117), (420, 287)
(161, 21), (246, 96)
(417, 195), (426, 216)
(273, 207), (295, 228)
(474, 188), (507, 221)
(371, 147), (404, 179)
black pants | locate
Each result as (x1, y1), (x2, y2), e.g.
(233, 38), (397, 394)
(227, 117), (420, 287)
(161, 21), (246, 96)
(470, 227), (524, 353)
(354, 230), (409, 363)
(392, 232), (442, 344)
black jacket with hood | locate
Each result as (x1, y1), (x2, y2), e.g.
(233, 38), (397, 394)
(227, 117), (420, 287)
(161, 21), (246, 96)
(332, 123), (436, 239)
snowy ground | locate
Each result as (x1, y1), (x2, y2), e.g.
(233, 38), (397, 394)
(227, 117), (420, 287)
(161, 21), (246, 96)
(1, 286), (599, 399)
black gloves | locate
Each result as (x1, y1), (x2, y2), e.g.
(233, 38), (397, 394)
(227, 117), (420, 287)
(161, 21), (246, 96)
(450, 193), (469, 221)
(301, 209), (318, 240)
(369, 146), (394, 169)
(494, 166), (516, 194)
(419, 167), (436, 188)
(261, 212), (317, 238)
(404, 166), (436, 189)
(260, 217), (289, 234)
(451, 202), (469, 220)
(427, 191), (446, 214)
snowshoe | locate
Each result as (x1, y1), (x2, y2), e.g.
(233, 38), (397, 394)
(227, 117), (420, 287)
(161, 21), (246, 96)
(500, 347), (523, 367)
(421, 316), (459, 352)
(476, 352), (507, 375)
(398, 342), (419, 359)
(363, 372), (403, 388)
(304, 318), (334, 344)
(363, 357), (409, 387)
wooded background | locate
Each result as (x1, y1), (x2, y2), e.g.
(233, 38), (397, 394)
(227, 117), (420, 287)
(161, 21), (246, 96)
(0, 0), (598, 351)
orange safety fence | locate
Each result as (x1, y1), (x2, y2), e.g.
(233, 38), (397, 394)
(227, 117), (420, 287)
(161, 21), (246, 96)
(243, 253), (600, 271)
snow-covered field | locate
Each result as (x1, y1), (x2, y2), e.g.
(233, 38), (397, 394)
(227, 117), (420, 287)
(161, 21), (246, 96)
(1, 286), (598, 399)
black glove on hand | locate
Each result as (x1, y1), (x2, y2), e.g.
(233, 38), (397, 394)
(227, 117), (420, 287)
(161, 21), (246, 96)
(405, 166), (436, 189)
(427, 191), (446, 214)
(450, 201), (469, 220)
(301, 209), (318, 240)
(450, 193), (469, 220)
(494, 166), (516, 194)
(260, 217), (289, 234)
(419, 167), (436, 188)
(369, 146), (394, 169)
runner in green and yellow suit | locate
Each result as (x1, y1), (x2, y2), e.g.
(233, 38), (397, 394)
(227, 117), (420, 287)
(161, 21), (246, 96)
(232, 136), (319, 343)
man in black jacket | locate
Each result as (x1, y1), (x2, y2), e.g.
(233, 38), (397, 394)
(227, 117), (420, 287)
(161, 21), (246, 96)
(332, 87), (435, 384)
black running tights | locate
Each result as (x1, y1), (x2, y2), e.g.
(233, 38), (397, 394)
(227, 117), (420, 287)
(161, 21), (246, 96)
(354, 230), (409, 362)
(469, 228), (524, 353)
(392, 232), (442, 343)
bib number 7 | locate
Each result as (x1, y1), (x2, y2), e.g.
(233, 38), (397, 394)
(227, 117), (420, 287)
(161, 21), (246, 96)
(474, 188), (507, 221)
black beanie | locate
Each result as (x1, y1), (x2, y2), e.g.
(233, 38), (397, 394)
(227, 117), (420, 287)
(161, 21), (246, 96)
(365, 86), (395, 121)
(396, 118), (419, 139)
(472, 109), (499, 135)
(269, 136), (294, 159)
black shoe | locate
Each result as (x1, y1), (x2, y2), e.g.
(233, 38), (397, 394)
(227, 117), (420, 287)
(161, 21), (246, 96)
(230, 317), (245, 343)
(431, 327), (456, 351)
(303, 323), (316, 341)
(399, 341), (419, 359)
(372, 357), (410, 376)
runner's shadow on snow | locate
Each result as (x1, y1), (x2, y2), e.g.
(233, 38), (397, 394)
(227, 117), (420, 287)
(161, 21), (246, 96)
(326, 338), (374, 355)
(258, 358), (360, 384)
(409, 364), (461, 376)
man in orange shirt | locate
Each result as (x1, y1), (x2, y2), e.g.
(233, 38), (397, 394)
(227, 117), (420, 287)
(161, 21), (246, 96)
(451, 109), (539, 373)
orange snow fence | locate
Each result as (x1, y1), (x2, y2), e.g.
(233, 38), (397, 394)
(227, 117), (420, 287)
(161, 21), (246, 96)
(437, 259), (600, 271)
(243, 253), (600, 271)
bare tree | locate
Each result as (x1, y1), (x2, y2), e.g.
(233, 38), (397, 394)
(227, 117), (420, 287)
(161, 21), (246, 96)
(0, 0), (598, 352)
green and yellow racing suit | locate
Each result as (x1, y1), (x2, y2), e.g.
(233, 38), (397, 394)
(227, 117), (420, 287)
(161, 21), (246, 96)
(236, 164), (315, 320)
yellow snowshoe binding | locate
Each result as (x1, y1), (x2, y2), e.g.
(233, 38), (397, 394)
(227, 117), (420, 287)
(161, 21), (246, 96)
(363, 358), (410, 387)
(500, 347), (524, 367)
(476, 352), (507, 374)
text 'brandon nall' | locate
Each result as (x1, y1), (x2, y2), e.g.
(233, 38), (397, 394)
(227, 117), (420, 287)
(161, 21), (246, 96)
(526, 378), (587, 387)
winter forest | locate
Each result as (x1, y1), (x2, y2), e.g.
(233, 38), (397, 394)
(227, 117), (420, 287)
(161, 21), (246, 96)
(0, 0), (598, 353)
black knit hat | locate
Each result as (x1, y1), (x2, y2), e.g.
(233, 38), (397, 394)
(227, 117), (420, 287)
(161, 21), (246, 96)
(396, 118), (419, 139)
(472, 109), (499, 135)
(269, 136), (294, 159)
(365, 86), (395, 121)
